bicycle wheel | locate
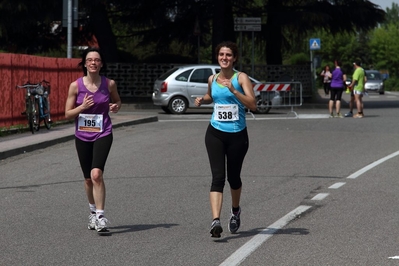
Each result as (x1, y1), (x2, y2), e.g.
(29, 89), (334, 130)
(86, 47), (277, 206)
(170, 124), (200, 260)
(33, 98), (40, 132)
(27, 99), (35, 134)
(42, 97), (51, 130)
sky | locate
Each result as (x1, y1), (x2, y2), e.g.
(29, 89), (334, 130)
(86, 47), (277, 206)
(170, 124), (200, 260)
(370, 0), (397, 10)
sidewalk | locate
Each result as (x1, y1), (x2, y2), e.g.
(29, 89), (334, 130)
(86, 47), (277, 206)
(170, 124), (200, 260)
(0, 112), (158, 160)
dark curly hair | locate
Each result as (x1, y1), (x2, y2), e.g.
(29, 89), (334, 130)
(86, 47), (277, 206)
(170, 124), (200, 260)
(215, 41), (239, 65)
(78, 47), (107, 76)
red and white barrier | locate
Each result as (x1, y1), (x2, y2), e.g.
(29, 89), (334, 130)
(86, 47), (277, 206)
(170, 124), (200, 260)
(253, 83), (291, 92)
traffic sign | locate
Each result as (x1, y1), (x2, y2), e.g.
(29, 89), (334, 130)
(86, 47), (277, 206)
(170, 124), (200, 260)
(234, 17), (261, 25)
(234, 24), (261, 32)
(309, 38), (321, 50)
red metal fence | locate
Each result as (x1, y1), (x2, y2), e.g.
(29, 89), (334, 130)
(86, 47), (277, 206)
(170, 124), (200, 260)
(0, 53), (81, 128)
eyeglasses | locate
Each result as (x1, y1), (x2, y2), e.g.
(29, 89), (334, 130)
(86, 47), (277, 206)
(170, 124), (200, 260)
(86, 58), (102, 63)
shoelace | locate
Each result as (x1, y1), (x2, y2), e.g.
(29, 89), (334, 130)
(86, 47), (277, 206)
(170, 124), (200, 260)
(98, 217), (110, 226)
(230, 216), (238, 224)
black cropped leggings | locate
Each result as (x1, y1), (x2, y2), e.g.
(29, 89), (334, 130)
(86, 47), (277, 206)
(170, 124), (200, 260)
(205, 124), (249, 193)
(330, 87), (344, 101)
(75, 134), (113, 179)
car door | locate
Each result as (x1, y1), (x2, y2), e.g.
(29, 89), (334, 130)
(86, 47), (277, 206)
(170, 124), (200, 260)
(187, 67), (214, 107)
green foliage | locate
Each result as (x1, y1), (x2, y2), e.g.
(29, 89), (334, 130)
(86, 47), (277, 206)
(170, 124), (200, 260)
(381, 2), (399, 27)
(384, 77), (399, 91)
(369, 24), (399, 78)
(290, 53), (309, 65)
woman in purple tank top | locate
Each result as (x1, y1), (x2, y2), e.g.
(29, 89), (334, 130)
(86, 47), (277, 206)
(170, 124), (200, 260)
(65, 47), (121, 232)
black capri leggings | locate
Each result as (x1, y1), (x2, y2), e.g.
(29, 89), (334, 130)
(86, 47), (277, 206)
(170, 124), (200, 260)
(205, 124), (249, 193)
(330, 87), (344, 101)
(75, 133), (113, 179)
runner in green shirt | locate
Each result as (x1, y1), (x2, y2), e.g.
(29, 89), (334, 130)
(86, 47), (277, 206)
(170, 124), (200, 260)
(348, 60), (367, 118)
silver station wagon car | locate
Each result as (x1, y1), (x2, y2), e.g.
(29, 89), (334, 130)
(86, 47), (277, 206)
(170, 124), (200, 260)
(365, 70), (385, 94)
(152, 64), (281, 114)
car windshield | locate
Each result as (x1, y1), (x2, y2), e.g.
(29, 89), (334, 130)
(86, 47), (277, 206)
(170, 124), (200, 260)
(366, 72), (381, 80)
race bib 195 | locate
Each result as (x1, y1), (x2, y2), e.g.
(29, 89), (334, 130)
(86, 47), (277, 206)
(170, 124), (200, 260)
(214, 104), (239, 121)
(78, 114), (103, 132)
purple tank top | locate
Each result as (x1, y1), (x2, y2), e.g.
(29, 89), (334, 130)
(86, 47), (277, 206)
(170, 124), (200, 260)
(75, 76), (112, 141)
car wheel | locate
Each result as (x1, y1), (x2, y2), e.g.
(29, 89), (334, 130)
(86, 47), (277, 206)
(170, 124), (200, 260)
(168, 96), (188, 114)
(161, 106), (172, 113)
(255, 95), (271, 114)
(379, 91), (384, 95)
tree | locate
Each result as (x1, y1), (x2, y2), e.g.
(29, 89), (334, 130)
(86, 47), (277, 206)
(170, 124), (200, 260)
(0, 0), (63, 54)
(382, 2), (399, 27)
(261, 0), (386, 64)
(80, 0), (119, 62)
(0, 0), (386, 66)
(369, 24), (399, 77)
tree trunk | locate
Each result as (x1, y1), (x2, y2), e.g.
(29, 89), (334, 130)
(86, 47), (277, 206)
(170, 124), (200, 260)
(89, 2), (119, 63)
(265, 0), (283, 65)
(212, 0), (235, 64)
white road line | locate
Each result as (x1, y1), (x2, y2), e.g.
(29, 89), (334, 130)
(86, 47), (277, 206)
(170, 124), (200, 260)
(311, 193), (329, 201)
(347, 150), (399, 179)
(329, 182), (346, 189)
(219, 150), (399, 265)
(158, 114), (330, 122)
(219, 205), (311, 266)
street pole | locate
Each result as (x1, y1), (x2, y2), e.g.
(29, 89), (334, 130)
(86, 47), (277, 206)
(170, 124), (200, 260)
(67, 0), (72, 58)
(251, 31), (254, 77)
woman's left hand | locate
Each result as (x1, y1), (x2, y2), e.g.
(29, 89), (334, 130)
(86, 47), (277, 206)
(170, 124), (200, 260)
(220, 78), (235, 93)
(109, 103), (120, 113)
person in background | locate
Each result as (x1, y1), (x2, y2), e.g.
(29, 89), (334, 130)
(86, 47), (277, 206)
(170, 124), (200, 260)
(195, 41), (256, 238)
(328, 60), (346, 118)
(65, 47), (121, 232)
(347, 60), (366, 118)
(320, 65), (332, 96)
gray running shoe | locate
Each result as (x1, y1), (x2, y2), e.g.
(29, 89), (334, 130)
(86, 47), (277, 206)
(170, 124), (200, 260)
(335, 113), (343, 118)
(344, 111), (353, 117)
(88, 213), (96, 230)
(228, 207), (241, 233)
(95, 216), (110, 232)
(210, 219), (223, 238)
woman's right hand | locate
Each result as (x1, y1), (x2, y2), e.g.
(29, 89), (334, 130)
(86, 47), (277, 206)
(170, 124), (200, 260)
(81, 93), (94, 110)
(195, 97), (203, 107)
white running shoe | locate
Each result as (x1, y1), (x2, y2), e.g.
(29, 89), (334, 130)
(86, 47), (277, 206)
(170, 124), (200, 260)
(88, 213), (96, 230)
(95, 216), (110, 232)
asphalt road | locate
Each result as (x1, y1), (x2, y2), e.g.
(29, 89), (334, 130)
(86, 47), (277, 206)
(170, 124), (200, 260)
(1, 91), (399, 266)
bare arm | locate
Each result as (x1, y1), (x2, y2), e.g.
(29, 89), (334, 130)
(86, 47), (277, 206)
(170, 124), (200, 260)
(195, 75), (214, 106)
(108, 79), (122, 113)
(233, 72), (256, 111)
(64, 81), (94, 119)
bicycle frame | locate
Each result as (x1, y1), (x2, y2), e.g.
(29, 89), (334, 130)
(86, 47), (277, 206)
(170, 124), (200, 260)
(16, 80), (51, 134)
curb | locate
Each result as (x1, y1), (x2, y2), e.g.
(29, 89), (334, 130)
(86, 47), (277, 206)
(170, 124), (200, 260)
(0, 116), (158, 160)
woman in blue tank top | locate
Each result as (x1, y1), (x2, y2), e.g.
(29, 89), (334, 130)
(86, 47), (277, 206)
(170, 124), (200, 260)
(65, 47), (121, 233)
(195, 41), (256, 238)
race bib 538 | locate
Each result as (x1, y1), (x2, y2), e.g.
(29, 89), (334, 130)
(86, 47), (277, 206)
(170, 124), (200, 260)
(214, 104), (239, 121)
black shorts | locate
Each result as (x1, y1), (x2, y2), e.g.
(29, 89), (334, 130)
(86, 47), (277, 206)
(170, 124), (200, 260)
(75, 134), (113, 179)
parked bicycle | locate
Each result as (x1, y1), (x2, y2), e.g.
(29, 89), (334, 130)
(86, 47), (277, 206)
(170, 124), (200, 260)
(16, 80), (52, 134)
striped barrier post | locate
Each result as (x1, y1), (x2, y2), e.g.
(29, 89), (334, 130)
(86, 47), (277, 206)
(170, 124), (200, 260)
(253, 81), (302, 117)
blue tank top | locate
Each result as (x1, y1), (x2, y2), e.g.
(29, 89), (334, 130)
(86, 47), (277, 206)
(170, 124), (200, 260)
(75, 76), (112, 141)
(210, 72), (246, 133)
